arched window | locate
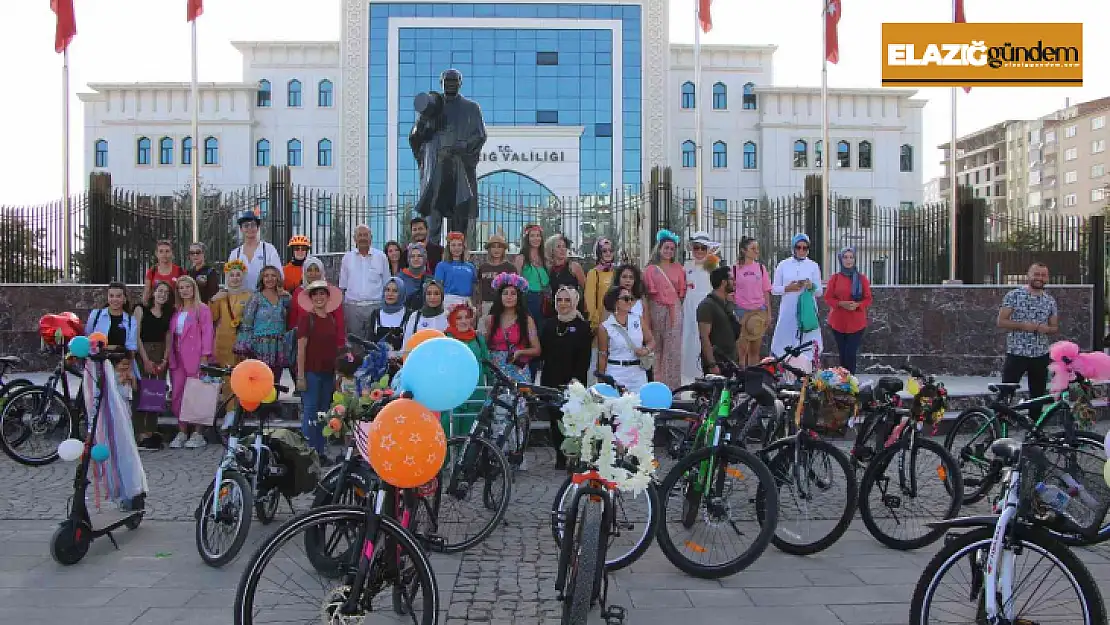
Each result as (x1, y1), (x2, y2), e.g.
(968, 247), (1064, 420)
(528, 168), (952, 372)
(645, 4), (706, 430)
(256, 139), (271, 167)
(318, 80), (334, 107)
(93, 139), (108, 168)
(712, 82), (727, 110)
(681, 81), (695, 109)
(837, 140), (851, 168)
(181, 136), (193, 165)
(682, 140), (696, 168)
(204, 136), (219, 165)
(900, 144), (914, 172)
(793, 140), (807, 168)
(287, 138), (303, 167)
(743, 141), (757, 169)
(712, 141), (727, 168)
(815, 140), (823, 168)
(136, 137), (151, 165)
(287, 79), (302, 107)
(858, 140), (873, 169)
(318, 138), (333, 166)
(742, 82), (757, 110)
(159, 137), (174, 165)
(256, 79), (271, 107)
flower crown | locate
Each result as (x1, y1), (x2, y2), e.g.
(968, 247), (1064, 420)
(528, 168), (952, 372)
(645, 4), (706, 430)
(655, 229), (680, 246)
(491, 272), (529, 292)
(446, 231), (466, 242)
(224, 259), (247, 274)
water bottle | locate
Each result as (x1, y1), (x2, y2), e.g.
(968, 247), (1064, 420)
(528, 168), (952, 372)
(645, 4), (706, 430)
(1059, 472), (1098, 508)
(1035, 482), (1094, 528)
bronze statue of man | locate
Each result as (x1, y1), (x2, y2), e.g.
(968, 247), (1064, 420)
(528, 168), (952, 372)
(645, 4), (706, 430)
(409, 68), (487, 243)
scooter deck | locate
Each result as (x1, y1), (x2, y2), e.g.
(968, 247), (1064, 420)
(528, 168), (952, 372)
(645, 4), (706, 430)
(86, 508), (143, 533)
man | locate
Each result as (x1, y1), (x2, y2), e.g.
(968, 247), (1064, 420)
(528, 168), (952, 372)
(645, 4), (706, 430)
(697, 266), (742, 375)
(339, 224), (390, 339)
(187, 241), (220, 303)
(997, 262), (1058, 398)
(228, 209), (283, 291)
(401, 217), (444, 272)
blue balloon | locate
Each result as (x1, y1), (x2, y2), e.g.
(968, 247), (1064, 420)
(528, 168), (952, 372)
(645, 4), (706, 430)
(401, 337), (479, 411)
(591, 383), (620, 398)
(90, 443), (110, 463)
(639, 381), (673, 410)
(68, 335), (91, 359)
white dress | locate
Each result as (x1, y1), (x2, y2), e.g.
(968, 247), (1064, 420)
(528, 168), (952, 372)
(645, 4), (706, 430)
(603, 313), (648, 393)
(681, 260), (713, 383)
(402, 311), (449, 347)
(770, 257), (824, 358)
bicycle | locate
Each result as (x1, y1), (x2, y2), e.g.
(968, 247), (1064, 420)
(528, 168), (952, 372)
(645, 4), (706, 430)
(0, 346), (84, 465)
(0, 355), (33, 405)
(909, 437), (1108, 624)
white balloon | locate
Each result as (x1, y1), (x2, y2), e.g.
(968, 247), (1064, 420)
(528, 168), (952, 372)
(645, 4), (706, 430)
(57, 438), (84, 462)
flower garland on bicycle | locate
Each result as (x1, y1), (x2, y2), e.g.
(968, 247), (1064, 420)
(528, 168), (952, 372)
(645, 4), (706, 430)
(559, 380), (656, 495)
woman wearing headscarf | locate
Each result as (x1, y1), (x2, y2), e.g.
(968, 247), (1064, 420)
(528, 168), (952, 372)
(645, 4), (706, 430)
(681, 231), (721, 383)
(399, 243), (431, 310)
(770, 233), (824, 361)
(368, 277), (410, 353)
(540, 286), (593, 468)
(643, 230), (686, 389)
(445, 302), (489, 384)
(583, 238), (616, 333)
(402, 279), (448, 346)
(824, 246), (872, 373)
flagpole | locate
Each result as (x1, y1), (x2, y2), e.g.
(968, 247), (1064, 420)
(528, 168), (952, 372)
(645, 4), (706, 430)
(61, 48), (72, 282)
(948, 87), (958, 282)
(693, 3), (704, 231)
(190, 18), (200, 243)
(820, 3), (831, 271)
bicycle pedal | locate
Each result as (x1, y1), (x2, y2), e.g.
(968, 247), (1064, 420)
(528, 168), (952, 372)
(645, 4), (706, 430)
(601, 605), (626, 625)
(416, 533), (446, 552)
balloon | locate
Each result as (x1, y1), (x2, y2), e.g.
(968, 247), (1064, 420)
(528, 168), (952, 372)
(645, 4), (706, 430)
(88, 332), (108, 346)
(230, 359), (275, 403)
(90, 443), (110, 463)
(591, 383), (619, 398)
(906, 377), (921, 396)
(68, 335), (91, 358)
(639, 382), (673, 410)
(403, 329), (445, 361)
(240, 400), (260, 412)
(57, 438), (84, 462)
(401, 337), (479, 412)
(262, 388), (278, 404)
(362, 399), (447, 488)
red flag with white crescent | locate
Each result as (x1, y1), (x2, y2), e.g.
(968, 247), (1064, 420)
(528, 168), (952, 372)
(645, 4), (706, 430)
(50, 0), (76, 53)
(825, 0), (841, 64)
(188, 0), (204, 22)
(699, 0), (712, 33)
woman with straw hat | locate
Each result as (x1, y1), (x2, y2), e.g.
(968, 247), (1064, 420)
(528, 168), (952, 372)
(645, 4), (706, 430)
(681, 231), (721, 383)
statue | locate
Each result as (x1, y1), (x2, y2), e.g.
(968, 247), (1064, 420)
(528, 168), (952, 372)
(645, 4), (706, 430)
(409, 68), (487, 244)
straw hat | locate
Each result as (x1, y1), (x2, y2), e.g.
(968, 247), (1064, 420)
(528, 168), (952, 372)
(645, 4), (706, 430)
(485, 234), (508, 250)
(740, 310), (769, 341)
(298, 280), (343, 313)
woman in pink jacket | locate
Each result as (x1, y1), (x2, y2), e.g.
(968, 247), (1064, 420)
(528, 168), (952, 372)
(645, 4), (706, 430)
(166, 275), (214, 449)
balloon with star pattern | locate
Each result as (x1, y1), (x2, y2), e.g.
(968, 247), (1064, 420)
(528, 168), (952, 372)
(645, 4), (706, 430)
(358, 398), (447, 488)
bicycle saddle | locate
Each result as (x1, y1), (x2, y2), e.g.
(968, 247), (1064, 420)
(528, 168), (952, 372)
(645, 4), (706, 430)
(0, 355), (22, 366)
(987, 382), (1022, 394)
(877, 377), (904, 394)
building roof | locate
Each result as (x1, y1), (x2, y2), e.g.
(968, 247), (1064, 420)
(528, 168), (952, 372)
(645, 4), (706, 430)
(755, 85), (918, 98)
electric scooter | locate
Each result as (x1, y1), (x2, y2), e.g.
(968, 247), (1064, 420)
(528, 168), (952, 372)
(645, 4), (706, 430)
(49, 347), (145, 565)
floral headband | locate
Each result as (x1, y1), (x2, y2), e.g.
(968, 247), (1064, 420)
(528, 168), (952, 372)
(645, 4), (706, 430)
(446, 231), (465, 242)
(655, 229), (680, 246)
(224, 259), (247, 274)
(491, 272), (529, 292)
(524, 224), (543, 235)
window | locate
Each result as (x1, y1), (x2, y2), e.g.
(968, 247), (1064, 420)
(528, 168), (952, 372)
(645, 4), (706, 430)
(793, 140), (808, 168)
(594, 123), (612, 137)
(836, 198), (853, 227)
(681, 140), (696, 168)
(871, 259), (888, 286)
(712, 82), (727, 110)
(318, 139), (333, 167)
(1065, 147), (1078, 161)
(1091, 188), (1106, 203)
(974, 171), (980, 184)
(287, 139), (302, 167)
(857, 141), (872, 169)
(158, 137), (173, 165)
(257, 79), (271, 107)
(712, 141), (727, 168)
(815, 140), (823, 168)
(1065, 124), (1077, 138)
(318, 80), (333, 107)
(858, 198), (873, 228)
(317, 197), (331, 226)
(1064, 193), (1078, 207)
(899, 144), (914, 172)
(900, 201), (914, 212)
(1092, 139), (1106, 154)
(681, 81), (695, 109)
(256, 139), (271, 167)
(1045, 130), (1056, 143)
(287, 79), (302, 107)
(136, 137), (151, 165)
(181, 136), (192, 165)
(204, 136), (218, 165)
(742, 141), (757, 169)
(93, 139), (108, 168)
(711, 198), (727, 228)
(1030, 170), (1041, 185)
(742, 82), (756, 110)
(742, 198), (758, 219)
(536, 110), (558, 124)
(836, 140), (851, 168)
(536, 51), (559, 65)
(1092, 115), (1106, 130)
(1093, 164), (1106, 178)
(1065, 170), (1078, 184)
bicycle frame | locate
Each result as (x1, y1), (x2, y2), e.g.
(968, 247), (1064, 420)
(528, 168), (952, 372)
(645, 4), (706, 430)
(983, 464), (1023, 620)
(207, 400), (272, 518)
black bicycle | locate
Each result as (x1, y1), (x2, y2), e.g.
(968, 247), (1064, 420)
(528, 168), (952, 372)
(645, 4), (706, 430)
(0, 346), (84, 465)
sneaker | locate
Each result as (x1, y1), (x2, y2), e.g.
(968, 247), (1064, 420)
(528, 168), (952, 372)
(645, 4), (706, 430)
(169, 432), (187, 449)
(185, 432), (207, 449)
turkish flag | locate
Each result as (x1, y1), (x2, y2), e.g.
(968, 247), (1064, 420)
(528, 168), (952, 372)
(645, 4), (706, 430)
(50, 0), (76, 53)
(954, 0), (970, 92)
(699, 0), (712, 33)
(825, 0), (840, 64)
(188, 0), (203, 22)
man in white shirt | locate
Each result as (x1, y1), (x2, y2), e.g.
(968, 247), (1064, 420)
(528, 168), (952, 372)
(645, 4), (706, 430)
(339, 224), (390, 339)
(228, 209), (283, 291)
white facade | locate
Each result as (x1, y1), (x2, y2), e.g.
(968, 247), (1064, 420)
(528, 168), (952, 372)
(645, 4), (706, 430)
(923, 176), (942, 204)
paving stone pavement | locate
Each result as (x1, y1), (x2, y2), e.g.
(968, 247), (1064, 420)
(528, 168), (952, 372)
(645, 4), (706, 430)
(1, 443), (1109, 624)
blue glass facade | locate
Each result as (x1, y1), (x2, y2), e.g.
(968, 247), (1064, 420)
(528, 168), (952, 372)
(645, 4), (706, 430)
(367, 3), (643, 201)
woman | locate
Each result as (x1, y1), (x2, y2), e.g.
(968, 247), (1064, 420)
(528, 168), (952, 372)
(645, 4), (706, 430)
(446, 302), (489, 384)
(283, 235), (312, 292)
(545, 234), (587, 313)
(681, 231), (720, 382)
(288, 257), (346, 344)
(209, 260), (251, 427)
(296, 280), (345, 462)
(186, 242), (220, 303)
(236, 265), (291, 379)
(584, 238), (616, 333)
(477, 234), (516, 319)
(399, 243), (430, 310)
(643, 230), (685, 389)
(732, 237), (773, 366)
(540, 286), (592, 468)
(402, 280), (449, 346)
(132, 280), (173, 447)
(514, 224), (549, 324)
(435, 231), (478, 309)
(824, 246), (873, 374)
(484, 272), (542, 467)
(384, 241), (404, 277)
(597, 285), (655, 393)
(166, 276), (214, 449)
(86, 281), (138, 353)
(770, 233), (824, 361)
(143, 239), (186, 302)
(369, 277), (410, 353)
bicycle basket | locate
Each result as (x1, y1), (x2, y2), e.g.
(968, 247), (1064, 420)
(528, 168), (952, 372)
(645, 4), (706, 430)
(1021, 442), (1110, 538)
(796, 383), (857, 435)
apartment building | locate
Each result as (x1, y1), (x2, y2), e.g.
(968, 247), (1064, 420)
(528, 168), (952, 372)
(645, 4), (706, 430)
(1037, 97), (1110, 216)
(938, 121), (1010, 214)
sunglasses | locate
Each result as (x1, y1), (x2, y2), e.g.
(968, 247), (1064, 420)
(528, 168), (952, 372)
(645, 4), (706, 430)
(618, 295), (633, 302)
(692, 244), (707, 251)
(795, 244), (809, 251)
(188, 250), (203, 255)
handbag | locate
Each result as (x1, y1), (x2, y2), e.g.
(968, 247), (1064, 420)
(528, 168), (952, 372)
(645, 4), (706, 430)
(179, 376), (221, 425)
(609, 320), (654, 371)
(136, 378), (167, 413)
(797, 288), (820, 334)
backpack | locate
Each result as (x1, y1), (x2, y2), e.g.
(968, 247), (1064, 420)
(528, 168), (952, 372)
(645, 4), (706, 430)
(247, 428), (320, 497)
(796, 288), (820, 334)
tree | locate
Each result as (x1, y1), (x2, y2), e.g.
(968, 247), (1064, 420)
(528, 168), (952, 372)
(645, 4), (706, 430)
(0, 214), (62, 283)
(1000, 222), (1052, 253)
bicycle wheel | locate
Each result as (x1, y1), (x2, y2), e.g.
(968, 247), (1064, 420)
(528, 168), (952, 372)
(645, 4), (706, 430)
(427, 435), (511, 553)
(858, 436), (963, 550)
(0, 385), (75, 466)
(1040, 430), (1110, 547)
(234, 505), (439, 625)
(0, 378), (33, 403)
(909, 525), (1107, 624)
(655, 444), (779, 579)
(195, 471), (253, 568)
(757, 436), (857, 556)
(943, 408), (1001, 505)
(562, 500), (603, 625)
(306, 463), (379, 577)
(551, 474), (659, 571)
(254, 487), (281, 525)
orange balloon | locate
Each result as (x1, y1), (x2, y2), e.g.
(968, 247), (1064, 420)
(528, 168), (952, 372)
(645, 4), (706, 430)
(403, 329), (444, 361)
(362, 399), (447, 488)
(240, 400), (260, 412)
(230, 359), (274, 403)
(88, 332), (108, 346)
